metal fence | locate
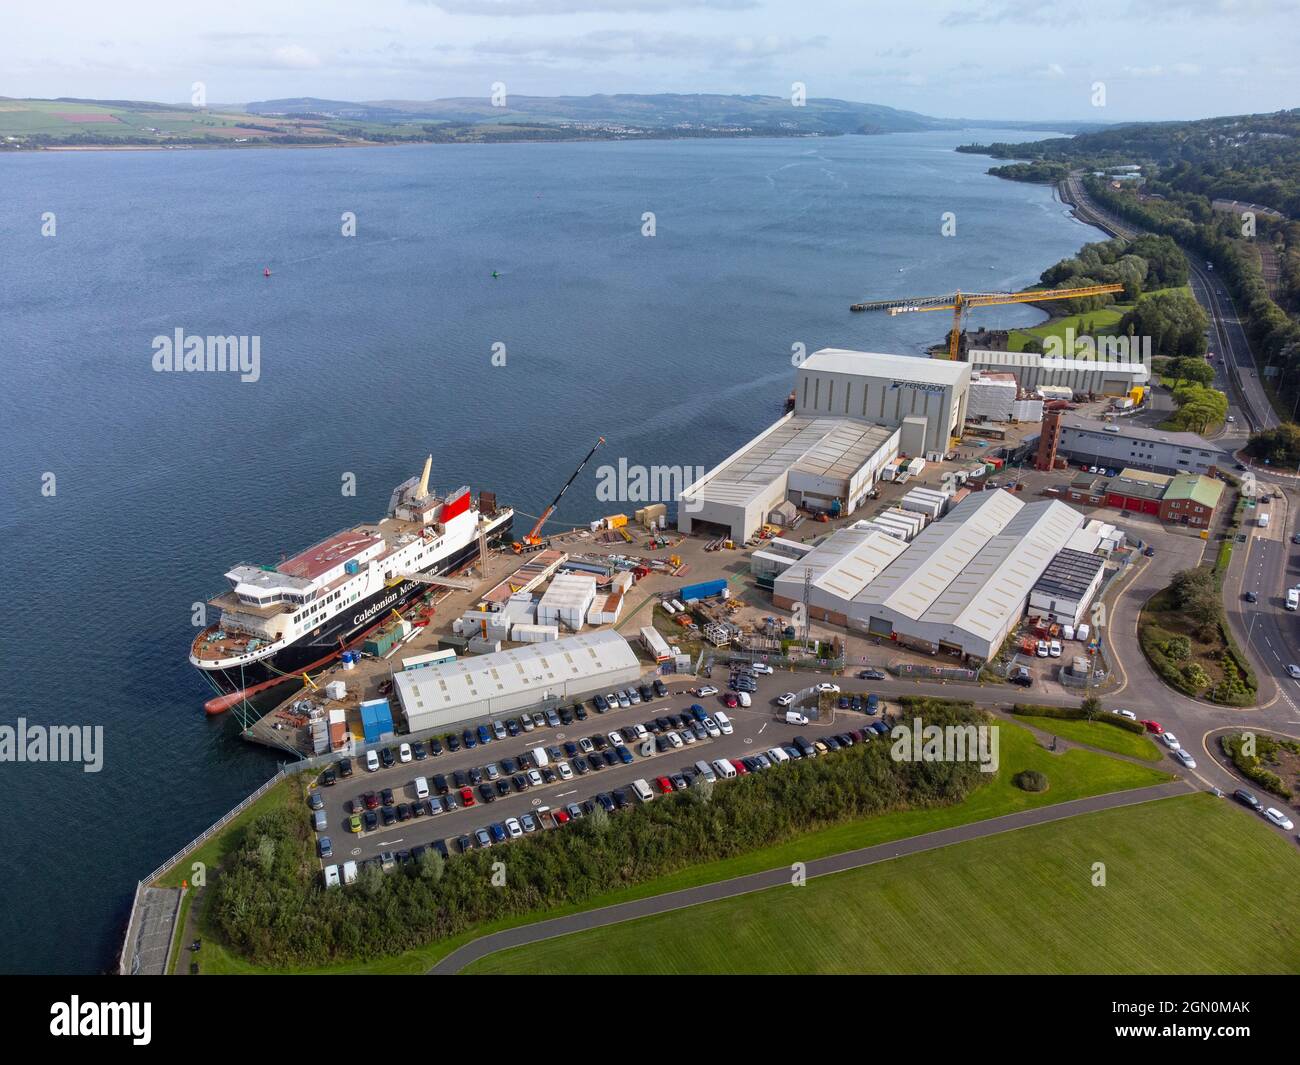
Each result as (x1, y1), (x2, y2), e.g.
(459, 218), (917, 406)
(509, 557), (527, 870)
(140, 762), (305, 887)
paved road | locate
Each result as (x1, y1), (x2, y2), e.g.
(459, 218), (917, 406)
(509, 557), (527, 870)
(429, 780), (1193, 974)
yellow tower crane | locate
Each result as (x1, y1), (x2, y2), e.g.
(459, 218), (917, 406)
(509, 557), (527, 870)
(850, 283), (1126, 360)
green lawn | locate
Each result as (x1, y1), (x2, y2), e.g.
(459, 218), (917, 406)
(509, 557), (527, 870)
(466, 794), (1300, 974)
(1007, 305), (1129, 352)
(189, 719), (1169, 973)
(1013, 714), (1164, 763)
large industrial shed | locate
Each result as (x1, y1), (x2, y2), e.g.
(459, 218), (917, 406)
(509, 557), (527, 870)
(771, 526), (909, 623)
(967, 349), (1150, 395)
(855, 496), (1085, 660)
(677, 415), (900, 543)
(764, 489), (1087, 663)
(393, 630), (641, 734)
(793, 348), (971, 454)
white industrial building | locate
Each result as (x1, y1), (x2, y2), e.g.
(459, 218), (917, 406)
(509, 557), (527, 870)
(854, 495), (1085, 660)
(394, 629), (641, 733)
(1028, 548), (1107, 626)
(967, 349), (1150, 396)
(767, 490), (1087, 662)
(793, 349), (971, 453)
(772, 527), (909, 622)
(678, 415), (900, 543)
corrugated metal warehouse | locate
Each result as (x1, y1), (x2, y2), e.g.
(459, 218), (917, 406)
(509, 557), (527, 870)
(793, 348), (971, 453)
(967, 349), (1150, 395)
(394, 630), (641, 734)
(765, 490), (1087, 662)
(678, 415), (900, 542)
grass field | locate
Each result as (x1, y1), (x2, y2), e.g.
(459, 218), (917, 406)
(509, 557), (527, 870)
(1012, 714), (1164, 763)
(187, 719), (1169, 973)
(465, 794), (1300, 974)
(1007, 305), (1129, 352)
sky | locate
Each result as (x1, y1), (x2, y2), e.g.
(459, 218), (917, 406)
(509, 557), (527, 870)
(4, 0), (1298, 121)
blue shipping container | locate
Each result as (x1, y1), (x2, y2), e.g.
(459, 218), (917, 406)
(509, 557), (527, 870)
(678, 578), (727, 601)
(360, 698), (393, 744)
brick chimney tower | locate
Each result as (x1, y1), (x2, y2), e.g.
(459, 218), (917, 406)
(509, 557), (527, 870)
(1036, 409), (1062, 471)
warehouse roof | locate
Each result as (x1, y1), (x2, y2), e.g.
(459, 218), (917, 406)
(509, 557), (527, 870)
(773, 527), (909, 602)
(800, 348), (972, 386)
(854, 490), (1023, 617)
(538, 571), (597, 610)
(1032, 547), (1107, 602)
(1163, 473), (1225, 509)
(394, 630), (638, 715)
(1059, 414), (1224, 453)
(968, 350), (1151, 384)
(922, 500), (1085, 643)
(682, 414), (898, 509)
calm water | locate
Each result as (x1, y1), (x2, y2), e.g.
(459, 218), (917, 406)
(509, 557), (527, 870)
(0, 130), (1101, 973)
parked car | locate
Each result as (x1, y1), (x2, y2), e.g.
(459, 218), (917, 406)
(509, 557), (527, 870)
(752, 663), (774, 675)
(724, 692), (739, 708)
(776, 692), (796, 707)
(858, 669), (886, 680)
(1111, 708), (1138, 721)
(1264, 807), (1295, 830)
(1287, 664), (1300, 680)
(1173, 748), (1196, 769)
(474, 828), (493, 849)
(1233, 789), (1262, 811)
(1161, 732), (1181, 750)
(785, 711), (809, 726)
(337, 757), (353, 778)
(1048, 640), (1062, 658)
(697, 685), (719, 697)
(814, 682), (840, 694)
(1141, 719), (1164, 734)
(1035, 640), (1049, 658)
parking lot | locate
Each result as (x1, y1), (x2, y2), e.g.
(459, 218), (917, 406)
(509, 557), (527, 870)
(311, 669), (893, 878)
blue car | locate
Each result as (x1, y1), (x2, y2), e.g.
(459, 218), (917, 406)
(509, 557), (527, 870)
(317, 836), (333, 858)
(690, 704), (707, 722)
(477, 724), (492, 746)
(490, 822), (507, 843)
(866, 694), (880, 715)
(616, 745), (634, 765)
(872, 720), (890, 735)
(462, 728), (477, 749)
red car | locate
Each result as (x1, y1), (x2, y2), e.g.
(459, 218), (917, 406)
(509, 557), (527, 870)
(731, 759), (749, 775)
(553, 808), (570, 825)
(363, 791), (380, 810)
(460, 787), (476, 807)
(656, 776), (675, 793)
(724, 692), (739, 708)
(1140, 720), (1164, 734)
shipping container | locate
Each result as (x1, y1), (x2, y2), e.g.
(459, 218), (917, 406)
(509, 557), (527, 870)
(678, 578), (727, 601)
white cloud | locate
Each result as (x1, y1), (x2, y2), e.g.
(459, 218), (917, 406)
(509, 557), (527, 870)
(271, 44), (322, 70)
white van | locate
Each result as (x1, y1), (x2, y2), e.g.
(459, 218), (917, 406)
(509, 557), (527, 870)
(365, 749), (379, 772)
(713, 710), (734, 735)
(712, 758), (738, 780)
(767, 746), (791, 764)
(631, 778), (654, 803)
(1259, 513), (1270, 529)
(342, 860), (358, 885)
(322, 864), (341, 889)
(693, 760), (717, 783)
(785, 710), (809, 726)
(414, 776), (430, 800)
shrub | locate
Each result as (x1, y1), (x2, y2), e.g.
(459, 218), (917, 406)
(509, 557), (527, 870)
(1014, 770), (1049, 792)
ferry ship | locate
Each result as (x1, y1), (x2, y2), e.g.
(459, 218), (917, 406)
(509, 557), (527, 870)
(190, 457), (512, 714)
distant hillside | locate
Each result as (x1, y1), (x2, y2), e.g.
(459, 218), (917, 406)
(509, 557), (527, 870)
(959, 109), (1300, 216)
(246, 93), (1105, 136)
(0, 92), (1107, 150)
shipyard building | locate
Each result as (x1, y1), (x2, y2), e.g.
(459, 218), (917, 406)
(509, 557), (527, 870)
(1039, 412), (1226, 476)
(393, 629), (640, 734)
(967, 349), (1150, 396)
(772, 490), (1088, 662)
(678, 350), (971, 542)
